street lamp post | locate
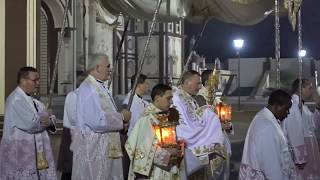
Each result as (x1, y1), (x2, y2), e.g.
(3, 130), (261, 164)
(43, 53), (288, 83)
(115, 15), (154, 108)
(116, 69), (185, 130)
(298, 49), (306, 111)
(233, 39), (244, 111)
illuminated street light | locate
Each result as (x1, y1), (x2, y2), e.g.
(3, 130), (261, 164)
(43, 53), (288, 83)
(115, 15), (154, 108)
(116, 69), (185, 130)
(298, 49), (306, 57)
(233, 38), (244, 111)
(233, 39), (244, 49)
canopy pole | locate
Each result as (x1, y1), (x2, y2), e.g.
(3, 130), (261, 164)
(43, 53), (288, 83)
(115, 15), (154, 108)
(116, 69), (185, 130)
(127, 0), (163, 109)
(108, 18), (130, 89)
(298, 7), (303, 112)
(275, 0), (281, 89)
(183, 21), (208, 73)
(47, 0), (70, 108)
(178, 21), (208, 85)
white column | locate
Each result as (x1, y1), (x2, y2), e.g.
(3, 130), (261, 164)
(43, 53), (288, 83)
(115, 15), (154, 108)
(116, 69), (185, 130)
(26, 0), (37, 67)
(0, 0), (5, 115)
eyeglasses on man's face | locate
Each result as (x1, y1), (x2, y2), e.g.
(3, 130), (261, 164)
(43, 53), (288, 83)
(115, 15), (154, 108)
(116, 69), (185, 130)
(26, 78), (40, 83)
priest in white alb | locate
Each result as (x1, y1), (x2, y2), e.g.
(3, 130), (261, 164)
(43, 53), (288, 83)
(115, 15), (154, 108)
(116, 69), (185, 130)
(283, 79), (320, 179)
(173, 70), (226, 179)
(123, 73), (150, 136)
(0, 67), (57, 179)
(122, 73), (150, 179)
(71, 53), (131, 180)
(239, 89), (296, 180)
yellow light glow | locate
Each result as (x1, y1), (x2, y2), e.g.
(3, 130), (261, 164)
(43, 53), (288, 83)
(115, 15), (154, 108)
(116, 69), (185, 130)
(154, 125), (177, 146)
(215, 103), (232, 123)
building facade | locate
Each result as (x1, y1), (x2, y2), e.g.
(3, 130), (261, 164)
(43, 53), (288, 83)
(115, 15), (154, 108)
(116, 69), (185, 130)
(0, 0), (184, 121)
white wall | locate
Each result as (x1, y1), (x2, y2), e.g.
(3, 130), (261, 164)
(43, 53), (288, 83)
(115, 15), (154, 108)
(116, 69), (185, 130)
(228, 58), (267, 87)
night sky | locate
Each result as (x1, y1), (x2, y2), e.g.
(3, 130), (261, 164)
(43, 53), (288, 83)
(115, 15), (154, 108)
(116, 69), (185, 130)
(185, 0), (320, 62)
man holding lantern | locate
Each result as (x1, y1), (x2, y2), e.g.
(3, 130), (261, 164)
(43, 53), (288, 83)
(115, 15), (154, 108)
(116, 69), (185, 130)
(173, 70), (226, 179)
(125, 84), (186, 180)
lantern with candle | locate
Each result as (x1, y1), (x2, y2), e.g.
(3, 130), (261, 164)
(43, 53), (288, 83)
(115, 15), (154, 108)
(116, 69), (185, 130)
(153, 108), (180, 148)
(215, 102), (232, 123)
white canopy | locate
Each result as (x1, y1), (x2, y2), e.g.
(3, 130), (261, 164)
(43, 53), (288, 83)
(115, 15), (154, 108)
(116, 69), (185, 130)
(99, 0), (275, 25)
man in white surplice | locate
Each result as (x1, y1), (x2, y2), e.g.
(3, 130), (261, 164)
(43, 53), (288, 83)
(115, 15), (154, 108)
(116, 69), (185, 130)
(239, 90), (297, 180)
(173, 70), (226, 179)
(0, 66), (57, 179)
(57, 74), (86, 179)
(123, 73), (150, 135)
(71, 53), (131, 180)
(122, 74), (149, 179)
(282, 78), (320, 179)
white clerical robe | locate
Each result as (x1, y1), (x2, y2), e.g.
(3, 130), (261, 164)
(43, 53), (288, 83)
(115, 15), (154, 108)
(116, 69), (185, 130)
(173, 88), (225, 178)
(0, 87), (57, 180)
(282, 94), (307, 164)
(125, 104), (186, 180)
(63, 90), (78, 129)
(196, 86), (232, 180)
(123, 92), (149, 135)
(239, 108), (296, 180)
(284, 95), (320, 179)
(57, 89), (78, 173)
(71, 75), (124, 180)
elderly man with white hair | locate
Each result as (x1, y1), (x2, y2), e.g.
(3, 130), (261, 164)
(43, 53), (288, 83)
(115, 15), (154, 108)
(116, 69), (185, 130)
(71, 53), (131, 180)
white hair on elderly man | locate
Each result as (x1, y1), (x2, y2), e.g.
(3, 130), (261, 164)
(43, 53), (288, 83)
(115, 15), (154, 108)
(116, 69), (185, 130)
(86, 53), (109, 72)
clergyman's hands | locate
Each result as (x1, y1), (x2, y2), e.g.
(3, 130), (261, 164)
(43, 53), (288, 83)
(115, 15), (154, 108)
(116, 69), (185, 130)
(39, 114), (50, 128)
(121, 109), (131, 123)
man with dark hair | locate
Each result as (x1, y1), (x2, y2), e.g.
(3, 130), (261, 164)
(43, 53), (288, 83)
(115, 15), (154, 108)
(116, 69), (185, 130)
(0, 66), (57, 179)
(123, 73), (149, 135)
(200, 70), (212, 87)
(283, 78), (320, 179)
(239, 89), (296, 180)
(130, 74), (148, 89)
(121, 74), (149, 179)
(173, 70), (226, 179)
(126, 84), (185, 179)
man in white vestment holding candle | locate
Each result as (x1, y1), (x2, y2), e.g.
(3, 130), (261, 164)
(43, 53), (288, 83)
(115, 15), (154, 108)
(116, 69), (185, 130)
(173, 70), (226, 179)
(71, 53), (131, 180)
(0, 66), (57, 179)
(126, 84), (186, 180)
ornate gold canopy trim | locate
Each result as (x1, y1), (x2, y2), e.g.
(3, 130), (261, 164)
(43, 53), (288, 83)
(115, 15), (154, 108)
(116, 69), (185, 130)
(284, 0), (303, 31)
